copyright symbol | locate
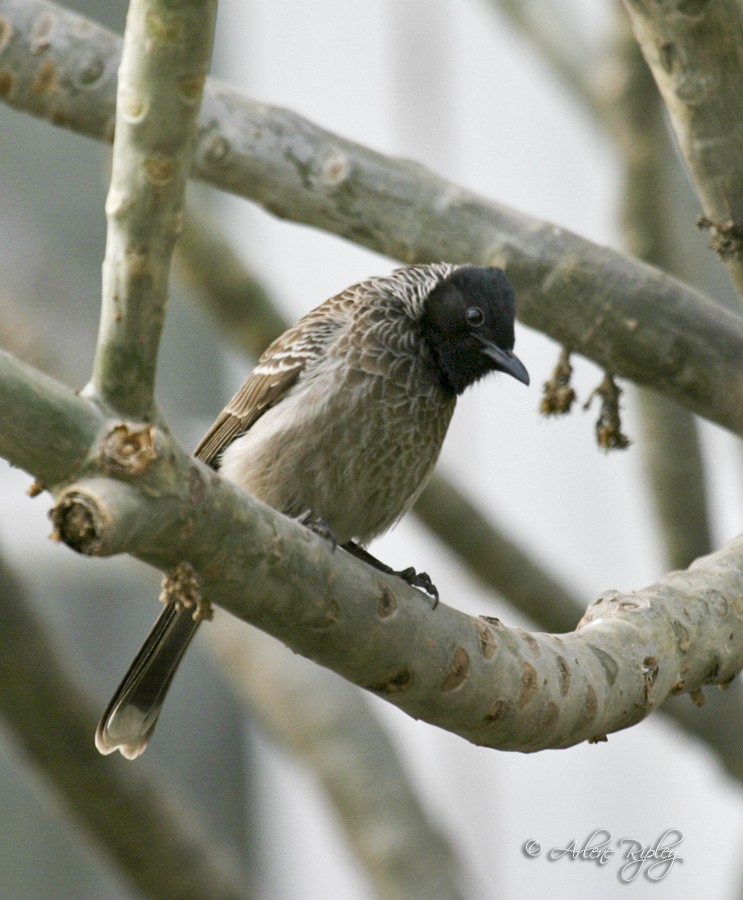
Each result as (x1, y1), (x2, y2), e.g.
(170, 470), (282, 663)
(523, 840), (542, 858)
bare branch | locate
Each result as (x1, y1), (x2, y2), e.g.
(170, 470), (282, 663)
(90, 0), (217, 416)
(0, 348), (102, 487)
(0, 353), (739, 752)
(601, 12), (713, 569)
(621, 0), (743, 299)
(3, 1), (743, 434)
(53, 440), (743, 753)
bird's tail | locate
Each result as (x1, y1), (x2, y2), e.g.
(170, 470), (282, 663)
(95, 604), (201, 759)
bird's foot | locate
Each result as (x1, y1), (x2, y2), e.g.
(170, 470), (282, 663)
(394, 566), (439, 608)
(297, 511), (338, 551)
(342, 541), (439, 608)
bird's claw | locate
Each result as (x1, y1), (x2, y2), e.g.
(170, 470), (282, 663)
(396, 566), (439, 608)
(297, 511), (338, 551)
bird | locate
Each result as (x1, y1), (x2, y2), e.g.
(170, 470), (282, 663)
(95, 262), (529, 759)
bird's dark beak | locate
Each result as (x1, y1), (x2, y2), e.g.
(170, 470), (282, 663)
(478, 338), (530, 386)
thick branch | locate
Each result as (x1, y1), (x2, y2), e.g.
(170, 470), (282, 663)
(54, 441), (743, 753)
(91, 0), (217, 416)
(172, 216), (743, 777)
(3, 1), (743, 433)
(621, 0), (743, 298)
(1, 354), (739, 752)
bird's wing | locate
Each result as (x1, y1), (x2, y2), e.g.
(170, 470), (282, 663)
(194, 293), (354, 467)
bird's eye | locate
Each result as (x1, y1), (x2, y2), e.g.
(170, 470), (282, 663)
(465, 306), (485, 328)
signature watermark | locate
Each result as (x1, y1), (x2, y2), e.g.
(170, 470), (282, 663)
(523, 829), (684, 883)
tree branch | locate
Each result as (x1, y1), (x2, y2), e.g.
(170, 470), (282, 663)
(90, 0), (217, 417)
(173, 213), (743, 778)
(602, 9), (713, 570)
(3, 0), (743, 434)
(0, 348), (102, 486)
(1, 353), (741, 752)
(621, 0), (743, 299)
(53, 435), (743, 752)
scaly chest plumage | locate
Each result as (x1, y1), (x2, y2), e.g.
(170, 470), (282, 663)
(219, 347), (455, 544)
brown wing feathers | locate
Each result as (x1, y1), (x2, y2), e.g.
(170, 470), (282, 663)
(193, 293), (353, 467)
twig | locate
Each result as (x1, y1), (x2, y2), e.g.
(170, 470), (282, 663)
(90, 0), (217, 417)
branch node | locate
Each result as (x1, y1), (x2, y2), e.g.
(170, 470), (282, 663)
(366, 668), (413, 695)
(641, 655), (660, 705)
(475, 619), (498, 660)
(688, 688), (705, 708)
(49, 491), (107, 555)
(160, 561), (210, 621)
(697, 215), (743, 259)
(27, 479), (45, 498)
(441, 645), (470, 693)
(541, 347), (576, 416)
(376, 584), (398, 618)
(99, 423), (157, 475)
(584, 373), (631, 451)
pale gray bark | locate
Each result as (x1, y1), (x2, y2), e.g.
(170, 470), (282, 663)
(3, 0), (743, 433)
(0, 352), (739, 752)
(91, 0), (217, 417)
(621, 0), (743, 299)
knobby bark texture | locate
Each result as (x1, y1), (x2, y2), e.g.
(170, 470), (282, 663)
(602, 8), (713, 570)
(174, 211), (743, 778)
(2, 0), (743, 434)
(1, 352), (742, 753)
(621, 0), (743, 299)
(91, 0), (217, 417)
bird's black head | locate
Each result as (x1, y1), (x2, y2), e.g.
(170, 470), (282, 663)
(420, 265), (529, 395)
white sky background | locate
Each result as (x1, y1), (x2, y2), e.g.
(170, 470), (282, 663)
(1, 0), (743, 897)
